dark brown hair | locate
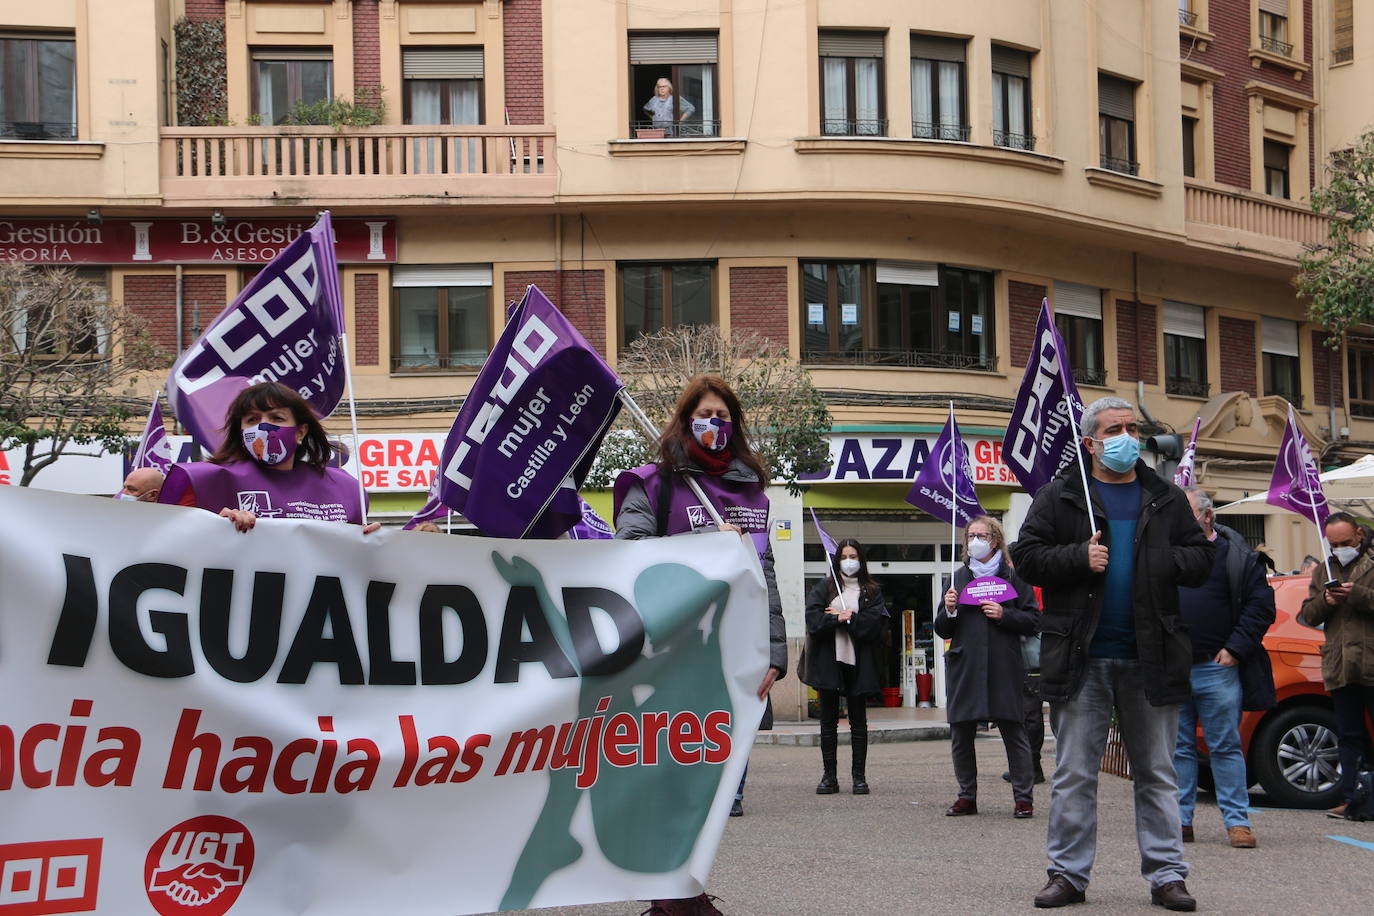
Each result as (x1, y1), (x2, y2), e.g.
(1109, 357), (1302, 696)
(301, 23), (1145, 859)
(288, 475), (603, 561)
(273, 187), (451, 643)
(656, 374), (769, 485)
(208, 381), (334, 471)
(825, 537), (880, 603)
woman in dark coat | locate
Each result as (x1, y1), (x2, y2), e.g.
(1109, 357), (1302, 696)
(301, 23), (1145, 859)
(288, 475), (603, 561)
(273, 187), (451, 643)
(935, 514), (1039, 818)
(802, 538), (888, 795)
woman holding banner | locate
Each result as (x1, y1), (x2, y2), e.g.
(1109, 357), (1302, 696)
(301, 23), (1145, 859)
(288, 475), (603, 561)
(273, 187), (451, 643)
(802, 538), (887, 795)
(936, 514), (1039, 818)
(160, 381), (375, 531)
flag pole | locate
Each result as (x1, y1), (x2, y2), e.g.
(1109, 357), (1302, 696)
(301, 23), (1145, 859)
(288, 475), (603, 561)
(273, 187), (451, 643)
(338, 329), (368, 525)
(617, 389), (727, 528)
(810, 507), (847, 611)
(1067, 393), (1097, 537)
(948, 401), (957, 588)
(1311, 497), (1334, 582)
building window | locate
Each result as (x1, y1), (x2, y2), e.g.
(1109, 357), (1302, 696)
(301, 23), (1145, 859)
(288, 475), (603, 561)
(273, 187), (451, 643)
(0, 33), (76, 139)
(630, 33), (719, 138)
(1182, 115), (1197, 177)
(1098, 74), (1137, 175)
(1164, 301), (1208, 397)
(911, 35), (967, 142)
(1262, 316), (1301, 406)
(1053, 282), (1105, 386)
(1258, 0), (1293, 56)
(1179, 0), (1199, 27)
(804, 261), (867, 358)
(10, 268), (108, 357)
(252, 49), (333, 125)
(403, 47), (483, 172)
(991, 45), (1032, 150)
(391, 266), (491, 372)
(1263, 139), (1291, 198)
(819, 31), (886, 136)
(620, 262), (714, 346)
(1348, 339), (1374, 418)
(1333, 0), (1354, 63)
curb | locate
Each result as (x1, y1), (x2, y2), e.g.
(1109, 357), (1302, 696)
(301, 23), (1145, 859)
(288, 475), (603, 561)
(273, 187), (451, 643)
(755, 723), (951, 746)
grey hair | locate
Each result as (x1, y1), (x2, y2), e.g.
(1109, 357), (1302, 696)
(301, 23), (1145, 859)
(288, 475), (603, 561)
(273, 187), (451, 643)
(1080, 396), (1135, 438)
(1183, 486), (1212, 512)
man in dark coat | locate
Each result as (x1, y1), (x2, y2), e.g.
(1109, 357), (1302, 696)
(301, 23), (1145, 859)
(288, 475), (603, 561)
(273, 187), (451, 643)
(1173, 486), (1275, 849)
(1010, 397), (1214, 912)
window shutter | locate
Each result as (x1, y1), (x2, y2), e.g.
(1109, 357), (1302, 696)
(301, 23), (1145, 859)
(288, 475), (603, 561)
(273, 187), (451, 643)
(819, 31), (885, 58)
(392, 265), (492, 287)
(909, 34), (965, 63)
(403, 47), (483, 78)
(876, 261), (938, 286)
(1258, 0), (1288, 16)
(628, 33), (718, 64)
(1097, 74), (1135, 120)
(1262, 317), (1299, 357)
(990, 44), (1030, 77)
(1053, 281), (1102, 320)
(1334, 0), (1354, 61)
(250, 47), (333, 61)
(1163, 301), (1206, 339)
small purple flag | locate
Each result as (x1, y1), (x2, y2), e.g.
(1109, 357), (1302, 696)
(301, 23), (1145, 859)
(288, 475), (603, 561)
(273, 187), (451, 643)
(403, 469), (447, 531)
(906, 406), (985, 527)
(567, 496), (614, 540)
(437, 285), (623, 539)
(1001, 299), (1085, 496)
(809, 506), (838, 556)
(130, 391), (173, 474)
(166, 212), (345, 451)
(958, 576), (1019, 604)
(1267, 405), (1329, 527)
(1173, 417), (1202, 487)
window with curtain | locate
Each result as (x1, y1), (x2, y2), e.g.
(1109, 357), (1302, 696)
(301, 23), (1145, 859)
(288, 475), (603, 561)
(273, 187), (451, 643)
(1264, 139), (1291, 198)
(1164, 301), (1208, 397)
(0, 33), (76, 139)
(391, 266), (492, 372)
(403, 47), (483, 173)
(991, 45), (1032, 150)
(1348, 339), (1374, 418)
(1262, 317), (1301, 406)
(629, 33), (719, 138)
(1259, 0), (1292, 56)
(911, 35), (967, 141)
(620, 262), (714, 345)
(252, 49), (332, 125)
(819, 31), (886, 136)
(1098, 73), (1137, 175)
(1053, 282), (1105, 385)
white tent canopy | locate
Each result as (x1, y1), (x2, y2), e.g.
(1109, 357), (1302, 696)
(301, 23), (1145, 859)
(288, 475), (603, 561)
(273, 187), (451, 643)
(1215, 453), (1374, 518)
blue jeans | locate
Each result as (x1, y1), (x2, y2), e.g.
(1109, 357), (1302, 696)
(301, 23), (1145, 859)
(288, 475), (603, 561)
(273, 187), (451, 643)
(1046, 658), (1189, 892)
(1174, 661), (1250, 828)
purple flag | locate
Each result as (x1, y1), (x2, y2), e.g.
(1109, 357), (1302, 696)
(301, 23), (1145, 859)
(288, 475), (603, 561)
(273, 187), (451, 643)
(130, 391), (173, 474)
(809, 506), (838, 556)
(1173, 417), (1202, 487)
(166, 212), (345, 450)
(906, 406), (985, 527)
(567, 496), (614, 540)
(1267, 405), (1330, 527)
(403, 469), (447, 531)
(437, 285), (623, 539)
(1002, 298), (1085, 495)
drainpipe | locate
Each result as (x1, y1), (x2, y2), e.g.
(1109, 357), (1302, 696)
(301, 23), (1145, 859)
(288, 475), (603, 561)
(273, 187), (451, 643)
(173, 264), (184, 434)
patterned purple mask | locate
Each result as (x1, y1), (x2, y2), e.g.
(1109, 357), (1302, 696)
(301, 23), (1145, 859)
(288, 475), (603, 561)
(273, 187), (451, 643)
(690, 417), (732, 452)
(242, 422), (299, 466)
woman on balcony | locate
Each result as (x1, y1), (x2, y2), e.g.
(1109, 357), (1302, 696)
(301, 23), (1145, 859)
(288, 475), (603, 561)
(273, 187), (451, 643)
(642, 78), (695, 137)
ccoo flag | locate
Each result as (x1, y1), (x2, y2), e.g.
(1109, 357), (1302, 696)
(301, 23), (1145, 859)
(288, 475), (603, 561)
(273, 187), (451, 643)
(809, 506), (838, 557)
(906, 404), (985, 527)
(567, 496), (614, 540)
(1001, 298), (1085, 495)
(402, 467), (447, 531)
(1173, 417), (1202, 487)
(166, 212), (345, 451)
(130, 391), (174, 474)
(437, 285), (624, 538)
(1266, 405), (1330, 527)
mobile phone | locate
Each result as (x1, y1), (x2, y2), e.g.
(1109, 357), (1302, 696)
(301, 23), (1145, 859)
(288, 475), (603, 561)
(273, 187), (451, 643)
(1325, 579), (1342, 591)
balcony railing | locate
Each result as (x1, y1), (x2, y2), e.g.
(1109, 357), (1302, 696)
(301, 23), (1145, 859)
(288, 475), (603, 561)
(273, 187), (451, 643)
(1099, 155), (1139, 176)
(1260, 34), (1294, 57)
(821, 119), (888, 137)
(159, 125), (555, 204)
(1184, 182), (1329, 254)
(630, 120), (722, 139)
(1178, 8), (1198, 27)
(1352, 399), (1374, 419)
(391, 353), (487, 373)
(992, 129), (1036, 151)
(913, 121), (971, 142)
(803, 348), (997, 372)
(2, 120), (76, 140)
(1073, 366), (1108, 386)
(1166, 378), (1210, 398)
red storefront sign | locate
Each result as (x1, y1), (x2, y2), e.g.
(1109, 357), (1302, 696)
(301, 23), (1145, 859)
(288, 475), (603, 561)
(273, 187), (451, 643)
(0, 217), (395, 264)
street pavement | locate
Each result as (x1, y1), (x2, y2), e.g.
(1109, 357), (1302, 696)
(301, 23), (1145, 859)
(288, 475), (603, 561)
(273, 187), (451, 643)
(495, 736), (1374, 916)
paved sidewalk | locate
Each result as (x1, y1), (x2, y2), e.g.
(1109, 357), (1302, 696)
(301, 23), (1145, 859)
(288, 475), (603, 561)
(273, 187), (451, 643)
(757, 706), (951, 746)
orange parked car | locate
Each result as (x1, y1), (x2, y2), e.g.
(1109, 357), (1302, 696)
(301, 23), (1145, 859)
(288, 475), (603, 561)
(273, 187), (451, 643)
(1202, 574), (1374, 808)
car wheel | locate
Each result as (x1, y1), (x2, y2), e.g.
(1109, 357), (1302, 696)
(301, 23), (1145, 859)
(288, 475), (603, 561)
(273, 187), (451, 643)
(1250, 705), (1344, 809)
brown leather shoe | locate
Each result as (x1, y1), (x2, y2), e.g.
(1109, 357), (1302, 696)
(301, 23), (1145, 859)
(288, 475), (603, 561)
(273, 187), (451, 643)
(1181, 824), (1193, 843)
(1327, 803), (1349, 819)
(1014, 801), (1034, 818)
(1150, 880), (1197, 911)
(945, 797), (977, 816)
(1034, 874), (1086, 908)
(1227, 825), (1257, 848)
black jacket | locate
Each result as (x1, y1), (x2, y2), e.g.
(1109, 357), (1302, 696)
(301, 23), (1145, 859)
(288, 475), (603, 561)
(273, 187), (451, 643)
(801, 577), (887, 696)
(1210, 523), (1277, 711)
(1009, 460), (1215, 706)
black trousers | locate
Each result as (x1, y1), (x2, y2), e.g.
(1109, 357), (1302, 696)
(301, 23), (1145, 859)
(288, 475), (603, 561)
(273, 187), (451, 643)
(1332, 682), (1374, 802)
(817, 666), (869, 776)
(1023, 671), (1046, 776)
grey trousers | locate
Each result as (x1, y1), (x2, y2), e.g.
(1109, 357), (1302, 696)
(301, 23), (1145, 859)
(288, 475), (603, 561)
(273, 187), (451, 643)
(950, 719), (1034, 804)
(1045, 658), (1189, 892)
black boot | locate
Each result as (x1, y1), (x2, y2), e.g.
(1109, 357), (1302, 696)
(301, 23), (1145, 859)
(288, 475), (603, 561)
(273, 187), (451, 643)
(817, 729), (839, 794)
(851, 725), (870, 795)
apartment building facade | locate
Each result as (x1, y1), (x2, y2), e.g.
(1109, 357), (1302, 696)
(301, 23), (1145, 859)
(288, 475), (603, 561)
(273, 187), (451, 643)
(3, 0), (1368, 707)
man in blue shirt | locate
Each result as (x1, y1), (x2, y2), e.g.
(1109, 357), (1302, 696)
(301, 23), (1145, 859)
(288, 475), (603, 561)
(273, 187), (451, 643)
(1012, 397), (1214, 912)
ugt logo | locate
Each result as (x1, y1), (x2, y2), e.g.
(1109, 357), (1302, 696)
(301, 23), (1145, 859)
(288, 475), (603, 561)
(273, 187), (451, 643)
(0, 838), (101, 915)
(144, 817), (254, 916)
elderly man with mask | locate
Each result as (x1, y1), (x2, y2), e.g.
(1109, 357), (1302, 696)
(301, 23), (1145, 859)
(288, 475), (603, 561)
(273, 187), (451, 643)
(116, 467), (164, 502)
(1012, 397), (1214, 911)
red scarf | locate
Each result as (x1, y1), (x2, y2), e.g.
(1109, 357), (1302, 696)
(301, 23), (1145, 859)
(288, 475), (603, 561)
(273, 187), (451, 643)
(685, 438), (732, 475)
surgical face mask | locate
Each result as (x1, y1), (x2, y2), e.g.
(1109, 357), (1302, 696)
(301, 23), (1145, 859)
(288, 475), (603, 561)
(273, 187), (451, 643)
(839, 558), (861, 577)
(967, 537), (993, 561)
(114, 490), (134, 501)
(242, 422), (299, 466)
(1095, 433), (1140, 473)
(1333, 545), (1361, 567)
(690, 417), (732, 452)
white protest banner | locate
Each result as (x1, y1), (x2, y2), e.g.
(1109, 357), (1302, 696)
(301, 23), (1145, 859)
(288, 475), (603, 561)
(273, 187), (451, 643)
(0, 487), (767, 915)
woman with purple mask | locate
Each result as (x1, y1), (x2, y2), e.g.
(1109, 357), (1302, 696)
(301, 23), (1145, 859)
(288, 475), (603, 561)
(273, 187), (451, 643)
(159, 381), (377, 533)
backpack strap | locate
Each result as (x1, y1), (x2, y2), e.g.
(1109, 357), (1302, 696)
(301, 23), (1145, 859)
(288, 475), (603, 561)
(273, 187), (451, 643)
(654, 463), (674, 537)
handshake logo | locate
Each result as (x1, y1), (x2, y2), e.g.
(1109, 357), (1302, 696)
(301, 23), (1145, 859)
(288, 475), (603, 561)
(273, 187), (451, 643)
(144, 817), (255, 916)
